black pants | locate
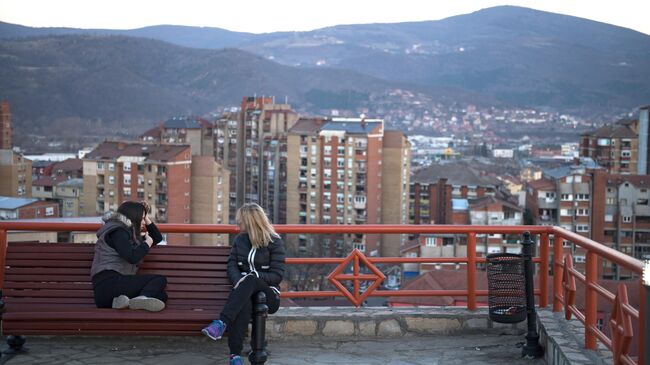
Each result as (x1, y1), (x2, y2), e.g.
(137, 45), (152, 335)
(220, 275), (280, 356)
(92, 270), (168, 308)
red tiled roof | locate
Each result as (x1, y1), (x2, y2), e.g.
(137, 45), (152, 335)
(85, 141), (189, 162)
(140, 125), (163, 139)
(289, 118), (327, 134)
(47, 158), (82, 176)
(527, 178), (555, 191)
(587, 120), (637, 139)
(32, 175), (68, 187)
(605, 174), (650, 187)
(469, 195), (522, 211)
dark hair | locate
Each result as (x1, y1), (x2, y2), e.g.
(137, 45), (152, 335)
(117, 201), (146, 236)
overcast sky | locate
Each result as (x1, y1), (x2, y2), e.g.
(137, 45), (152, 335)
(1, 0), (649, 35)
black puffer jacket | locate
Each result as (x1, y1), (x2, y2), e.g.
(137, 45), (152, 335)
(227, 233), (286, 288)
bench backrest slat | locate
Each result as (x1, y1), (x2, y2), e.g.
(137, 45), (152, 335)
(3, 243), (231, 311)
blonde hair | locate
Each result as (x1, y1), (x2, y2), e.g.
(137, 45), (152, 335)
(236, 203), (279, 249)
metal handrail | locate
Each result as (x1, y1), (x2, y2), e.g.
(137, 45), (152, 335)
(0, 222), (643, 364)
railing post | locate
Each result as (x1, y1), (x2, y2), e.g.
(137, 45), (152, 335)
(249, 291), (268, 365)
(467, 232), (476, 311)
(585, 251), (598, 350)
(521, 232), (544, 358)
(641, 260), (648, 365)
(539, 233), (549, 308)
(553, 236), (564, 312)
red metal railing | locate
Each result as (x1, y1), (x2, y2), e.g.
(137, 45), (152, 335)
(0, 222), (643, 365)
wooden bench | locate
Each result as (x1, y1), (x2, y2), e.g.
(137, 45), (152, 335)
(0, 242), (270, 364)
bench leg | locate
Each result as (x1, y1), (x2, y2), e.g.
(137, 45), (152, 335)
(248, 291), (268, 365)
(4, 335), (27, 355)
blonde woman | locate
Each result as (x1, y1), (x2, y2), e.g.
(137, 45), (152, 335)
(202, 203), (285, 365)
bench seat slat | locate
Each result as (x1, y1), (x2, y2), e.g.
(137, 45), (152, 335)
(6, 253), (229, 263)
(5, 275), (231, 285)
(4, 310), (220, 321)
(4, 289), (230, 300)
(0, 329), (208, 336)
(7, 243), (231, 256)
(6, 260), (225, 271)
(6, 267), (228, 279)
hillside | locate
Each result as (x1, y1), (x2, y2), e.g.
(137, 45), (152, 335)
(0, 35), (398, 130)
(2, 6), (650, 121)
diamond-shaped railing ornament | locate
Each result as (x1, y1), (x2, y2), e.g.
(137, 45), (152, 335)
(609, 284), (633, 365)
(327, 249), (386, 307)
(562, 255), (576, 320)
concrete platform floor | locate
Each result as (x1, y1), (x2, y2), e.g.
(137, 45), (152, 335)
(0, 332), (546, 365)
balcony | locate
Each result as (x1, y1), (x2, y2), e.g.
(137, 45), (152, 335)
(0, 223), (643, 365)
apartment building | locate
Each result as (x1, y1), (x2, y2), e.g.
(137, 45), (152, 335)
(55, 178), (84, 218)
(0, 149), (31, 198)
(190, 155), (230, 246)
(580, 106), (650, 175)
(286, 117), (410, 257)
(82, 141), (192, 245)
(526, 164), (650, 278)
(214, 97), (298, 224)
(409, 163), (499, 225)
(0, 101), (11, 149)
(579, 119), (638, 174)
(140, 117), (214, 157)
(0, 102), (31, 198)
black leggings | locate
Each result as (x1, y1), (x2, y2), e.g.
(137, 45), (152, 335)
(92, 270), (168, 308)
(219, 275), (280, 356)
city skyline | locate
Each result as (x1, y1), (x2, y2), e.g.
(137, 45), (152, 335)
(1, 0), (649, 35)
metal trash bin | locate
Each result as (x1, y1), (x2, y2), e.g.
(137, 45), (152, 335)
(486, 253), (527, 323)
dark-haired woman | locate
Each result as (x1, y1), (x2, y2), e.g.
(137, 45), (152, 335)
(90, 201), (167, 311)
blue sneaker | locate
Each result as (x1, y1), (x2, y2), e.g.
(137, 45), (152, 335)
(230, 355), (244, 365)
(201, 319), (226, 340)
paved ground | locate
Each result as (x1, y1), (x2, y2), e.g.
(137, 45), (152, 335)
(0, 333), (546, 365)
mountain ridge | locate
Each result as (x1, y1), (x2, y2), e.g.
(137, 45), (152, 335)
(1, 5), (650, 131)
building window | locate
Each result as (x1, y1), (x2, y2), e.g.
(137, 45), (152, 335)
(108, 163), (115, 171)
(123, 187), (131, 197)
(97, 162), (104, 170)
(621, 150), (631, 158)
(324, 146), (332, 155)
(576, 225), (589, 233)
(576, 208), (589, 216)
(108, 176), (115, 185)
(560, 209), (573, 216)
(124, 175), (131, 185)
(623, 216), (632, 223)
(561, 194), (572, 201)
(606, 197), (615, 205)
(123, 163), (131, 172)
(604, 214), (613, 222)
(45, 207), (54, 216)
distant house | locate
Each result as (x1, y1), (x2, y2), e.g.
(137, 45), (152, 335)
(0, 196), (59, 220)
